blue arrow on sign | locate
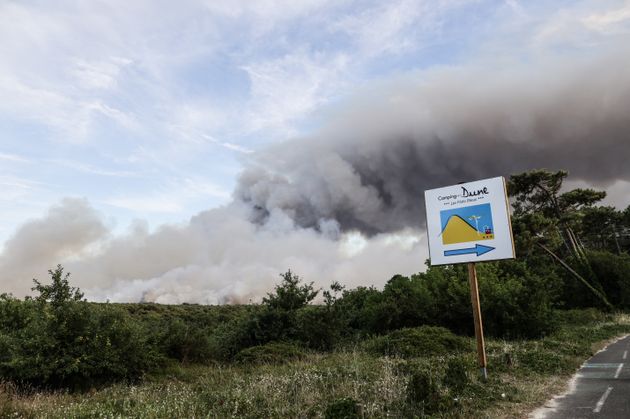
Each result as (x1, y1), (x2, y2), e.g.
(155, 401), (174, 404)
(444, 244), (495, 257)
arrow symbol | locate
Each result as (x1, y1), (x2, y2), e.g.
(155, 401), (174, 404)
(444, 244), (495, 257)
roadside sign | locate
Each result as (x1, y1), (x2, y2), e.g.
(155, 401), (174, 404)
(424, 176), (515, 266)
(424, 175), (516, 380)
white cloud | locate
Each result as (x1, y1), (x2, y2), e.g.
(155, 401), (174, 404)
(582, 1), (630, 33)
(104, 196), (184, 213)
(201, 0), (334, 22)
(332, 0), (478, 57)
(533, 1), (630, 48)
(47, 159), (140, 178)
(202, 135), (254, 154)
(333, 0), (422, 57)
(0, 176), (43, 190)
(504, 0), (526, 17)
(241, 50), (349, 136)
(72, 57), (133, 90)
(103, 177), (231, 213)
(0, 153), (29, 163)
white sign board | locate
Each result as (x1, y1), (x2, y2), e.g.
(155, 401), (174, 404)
(424, 176), (515, 266)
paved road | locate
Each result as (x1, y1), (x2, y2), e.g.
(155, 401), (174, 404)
(532, 335), (630, 418)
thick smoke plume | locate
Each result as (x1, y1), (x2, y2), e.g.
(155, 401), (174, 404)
(0, 199), (423, 302)
(237, 53), (630, 235)
(1, 51), (630, 303)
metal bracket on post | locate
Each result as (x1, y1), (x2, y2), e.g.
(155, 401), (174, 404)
(468, 262), (488, 380)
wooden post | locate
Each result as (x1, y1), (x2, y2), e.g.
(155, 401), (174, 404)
(468, 262), (488, 380)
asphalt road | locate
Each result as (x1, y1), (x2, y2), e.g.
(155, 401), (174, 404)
(532, 334), (630, 418)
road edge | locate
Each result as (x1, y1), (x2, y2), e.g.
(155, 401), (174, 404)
(528, 333), (630, 419)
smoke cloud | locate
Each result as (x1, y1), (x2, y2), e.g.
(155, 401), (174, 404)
(238, 52), (630, 234)
(0, 200), (423, 302)
(1, 50), (629, 303)
(0, 198), (108, 297)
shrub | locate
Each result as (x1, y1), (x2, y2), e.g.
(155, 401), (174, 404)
(515, 350), (572, 374)
(207, 311), (259, 361)
(443, 356), (472, 391)
(364, 326), (471, 358)
(0, 266), (160, 389)
(324, 397), (361, 419)
(208, 270), (324, 360)
(233, 342), (305, 365)
(334, 286), (382, 333)
(554, 308), (609, 326)
(263, 270), (318, 311)
(156, 318), (213, 363)
(336, 261), (559, 339)
(585, 251), (630, 309)
(477, 260), (559, 338)
(294, 282), (346, 351)
(405, 367), (451, 414)
(252, 270), (319, 345)
(0, 382), (17, 417)
(368, 275), (433, 333)
(406, 369), (437, 404)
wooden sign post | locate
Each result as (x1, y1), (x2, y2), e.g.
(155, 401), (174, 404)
(424, 176), (516, 381)
(467, 262), (487, 380)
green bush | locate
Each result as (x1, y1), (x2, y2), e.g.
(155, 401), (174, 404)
(477, 261), (559, 338)
(364, 326), (471, 358)
(405, 367), (450, 414)
(336, 261), (559, 339)
(295, 305), (343, 350)
(0, 266), (160, 389)
(208, 271), (321, 360)
(514, 343), (574, 374)
(207, 311), (259, 361)
(443, 356), (472, 391)
(585, 251), (630, 309)
(554, 308), (609, 326)
(353, 275), (433, 334)
(324, 397), (361, 419)
(125, 302), (245, 364)
(155, 318), (212, 363)
(233, 342), (305, 365)
(334, 286), (382, 334)
(406, 368), (436, 403)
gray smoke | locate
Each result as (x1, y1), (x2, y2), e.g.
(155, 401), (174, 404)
(0, 198), (108, 297)
(237, 52), (630, 234)
(1, 49), (629, 302)
(0, 198), (424, 302)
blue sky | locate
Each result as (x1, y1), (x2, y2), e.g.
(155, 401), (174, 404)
(1, 0), (630, 247)
(440, 203), (493, 234)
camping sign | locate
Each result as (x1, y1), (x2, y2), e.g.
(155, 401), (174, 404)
(424, 176), (515, 266)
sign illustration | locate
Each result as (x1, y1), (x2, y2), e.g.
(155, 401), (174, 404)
(440, 203), (494, 245)
(424, 176), (515, 265)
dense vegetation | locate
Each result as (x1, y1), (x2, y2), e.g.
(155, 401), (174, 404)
(3, 311), (629, 417)
(1, 169), (630, 417)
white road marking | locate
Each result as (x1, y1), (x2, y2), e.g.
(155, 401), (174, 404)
(623, 350), (627, 360)
(593, 386), (613, 413)
(530, 335), (630, 418)
(614, 363), (623, 379)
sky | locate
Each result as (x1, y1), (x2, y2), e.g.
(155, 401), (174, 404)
(1, 0), (630, 302)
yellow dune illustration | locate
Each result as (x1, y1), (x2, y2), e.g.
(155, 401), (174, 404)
(441, 215), (494, 245)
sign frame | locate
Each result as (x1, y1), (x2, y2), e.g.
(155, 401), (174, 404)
(424, 176), (515, 266)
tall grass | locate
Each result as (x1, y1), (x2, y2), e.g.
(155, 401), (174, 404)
(3, 311), (629, 418)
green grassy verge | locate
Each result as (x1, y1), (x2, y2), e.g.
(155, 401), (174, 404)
(2, 312), (629, 418)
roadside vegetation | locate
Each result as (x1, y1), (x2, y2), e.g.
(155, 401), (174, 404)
(1, 169), (630, 417)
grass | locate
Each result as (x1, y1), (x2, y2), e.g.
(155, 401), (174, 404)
(2, 312), (629, 418)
